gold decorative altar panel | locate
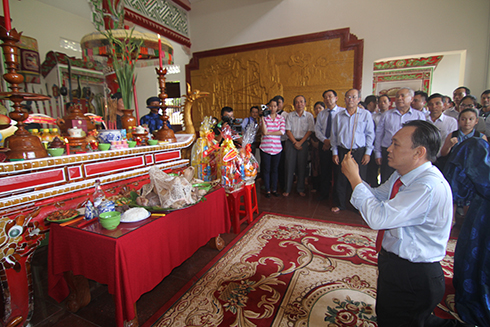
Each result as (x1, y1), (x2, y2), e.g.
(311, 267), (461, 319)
(187, 28), (363, 129)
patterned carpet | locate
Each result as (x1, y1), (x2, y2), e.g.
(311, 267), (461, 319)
(147, 213), (458, 327)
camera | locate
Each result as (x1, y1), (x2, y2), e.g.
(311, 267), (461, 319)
(260, 104), (271, 117)
(221, 115), (236, 125)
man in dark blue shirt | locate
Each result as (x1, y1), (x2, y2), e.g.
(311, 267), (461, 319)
(140, 96), (172, 132)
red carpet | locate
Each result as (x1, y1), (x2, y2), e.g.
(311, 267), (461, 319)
(145, 213), (459, 326)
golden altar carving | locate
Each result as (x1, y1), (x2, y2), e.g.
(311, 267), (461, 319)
(187, 28), (363, 131)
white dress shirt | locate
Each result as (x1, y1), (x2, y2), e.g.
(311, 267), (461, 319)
(351, 162), (453, 263)
(285, 111), (315, 139)
(444, 107), (459, 119)
(426, 114), (458, 146)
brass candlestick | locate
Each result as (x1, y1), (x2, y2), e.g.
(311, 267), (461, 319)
(0, 28), (49, 159)
(153, 67), (176, 143)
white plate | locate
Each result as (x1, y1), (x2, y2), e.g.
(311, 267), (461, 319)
(120, 210), (151, 223)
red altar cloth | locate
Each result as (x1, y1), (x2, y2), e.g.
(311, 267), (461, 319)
(48, 187), (230, 327)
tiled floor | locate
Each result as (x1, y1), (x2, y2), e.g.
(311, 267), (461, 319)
(30, 180), (463, 327)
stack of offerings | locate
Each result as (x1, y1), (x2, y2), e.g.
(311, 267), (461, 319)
(191, 117), (218, 182)
(218, 125), (245, 192)
(240, 122), (259, 185)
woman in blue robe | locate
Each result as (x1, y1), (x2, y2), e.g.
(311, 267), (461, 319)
(444, 137), (490, 327)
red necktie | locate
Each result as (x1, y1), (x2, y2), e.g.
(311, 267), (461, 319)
(375, 178), (403, 252)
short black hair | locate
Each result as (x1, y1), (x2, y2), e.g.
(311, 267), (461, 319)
(221, 106), (233, 116)
(455, 86), (470, 95)
(460, 95), (478, 106)
(427, 93), (443, 102)
(458, 108), (478, 119)
(378, 94), (390, 102)
(293, 95), (306, 105)
(249, 106), (260, 113)
(272, 95), (284, 103)
(364, 95), (377, 106)
(322, 89), (337, 97)
(481, 89), (490, 97)
(313, 101), (325, 109)
(414, 90), (428, 101)
(403, 120), (441, 163)
(146, 96), (160, 106)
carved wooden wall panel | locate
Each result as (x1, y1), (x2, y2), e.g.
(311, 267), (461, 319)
(186, 28), (363, 130)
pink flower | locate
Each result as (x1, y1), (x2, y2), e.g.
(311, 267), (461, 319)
(335, 310), (357, 326)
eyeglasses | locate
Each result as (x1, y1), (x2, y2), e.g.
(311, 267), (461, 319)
(460, 104), (475, 108)
(345, 96), (358, 100)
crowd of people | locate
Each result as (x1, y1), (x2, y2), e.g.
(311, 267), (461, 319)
(221, 86), (489, 213)
(213, 86), (490, 326)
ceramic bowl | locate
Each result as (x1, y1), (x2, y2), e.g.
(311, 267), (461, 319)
(127, 140), (137, 148)
(99, 211), (121, 230)
(98, 129), (122, 144)
(148, 139), (159, 145)
(47, 148), (65, 157)
(98, 143), (111, 151)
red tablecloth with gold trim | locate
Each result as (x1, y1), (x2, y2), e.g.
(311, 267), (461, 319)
(48, 187), (230, 326)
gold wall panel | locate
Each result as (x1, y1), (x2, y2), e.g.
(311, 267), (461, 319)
(187, 29), (363, 130)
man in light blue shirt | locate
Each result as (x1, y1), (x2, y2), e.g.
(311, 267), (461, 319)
(330, 89), (375, 213)
(241, 106), (260, 132)
(341, 120), (457, 326)
(374, 87), (426, 183)
(314, 89), (343, 201)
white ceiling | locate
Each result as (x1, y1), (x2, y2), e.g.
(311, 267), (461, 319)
(37, 0), (93, 20)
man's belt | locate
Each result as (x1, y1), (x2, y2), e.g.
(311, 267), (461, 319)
(338, 146), (366, 153)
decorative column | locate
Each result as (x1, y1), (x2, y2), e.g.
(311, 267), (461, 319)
(153, 67), (176, 143)
(0, 26), (49, 160)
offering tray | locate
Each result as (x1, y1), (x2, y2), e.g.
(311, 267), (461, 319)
(124, 183), (217, 212)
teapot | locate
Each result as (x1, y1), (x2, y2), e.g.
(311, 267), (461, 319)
(57, 104), (95, 136)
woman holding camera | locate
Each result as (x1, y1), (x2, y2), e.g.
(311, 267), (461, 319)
(260, 99), (286, 198)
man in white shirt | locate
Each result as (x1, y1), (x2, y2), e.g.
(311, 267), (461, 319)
(426, 93), (458, 171)
(314, 89), (343, 201)
(412, 90), (429, 116)
(426, 93), (458, 146)
(283, 95), (315, 197)
(444, 86), (470, 119)
(341, 120), (460, 326)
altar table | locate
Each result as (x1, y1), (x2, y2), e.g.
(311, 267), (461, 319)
(48, 187), (230, 327)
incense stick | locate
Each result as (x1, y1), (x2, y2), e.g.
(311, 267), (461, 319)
(350, 107), (359, 151)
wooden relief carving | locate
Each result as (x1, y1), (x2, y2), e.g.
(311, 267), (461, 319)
(187, 28), (363, 130)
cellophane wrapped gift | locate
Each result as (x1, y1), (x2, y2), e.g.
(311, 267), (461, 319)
(140, 166), (194, 209)
(240, 123), (259, 185)
(219, 125), (245, 192)
(191, 117), (218, 182)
